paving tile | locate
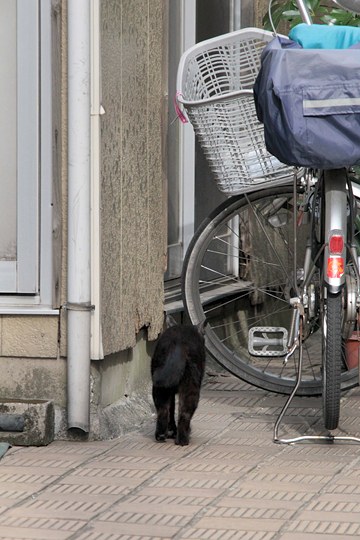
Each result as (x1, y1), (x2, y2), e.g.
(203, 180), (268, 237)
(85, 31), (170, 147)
(57, 474), (147, 488)
(66, 467), (154, 480)
(227, 485), (314, 503)
(285, 519), (360, 535)
(0, 515), (86, 539)
(2, 456), (86, 469)
(261, 460), (343, 475)
(307, 493), (360, 505)
(44, 482), (131, 498)
(6, 498), (110, 520)
(203, 504), (294, 520)
(107, 501), (202, 516)
(147, 473), (238, 490)
(182, 530), (275, 540)
(171, 459), (252, 475)
(91, 520), (180, 537)
(98, 509), (193, 528)
(326, 483), (360, 495)
(138, 486), (225, 499)
(18, 441), (117, 457)
(193, 515), (285, 532)
(0, 373), (359, 539)
(276, 444), (360, 459)
(296, 510), (360, 523)
(89, 454), (171, 469)
(245, 471), (333, 486)
(117, 492), (208, 507)
(0, 466), (70, 478)
(75, 533), (142, 540)
(279, 535), (357, 540)
(215, 497), (300, 512)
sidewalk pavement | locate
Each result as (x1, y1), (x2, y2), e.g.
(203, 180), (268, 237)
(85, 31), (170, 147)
(0, 371), (360, 540)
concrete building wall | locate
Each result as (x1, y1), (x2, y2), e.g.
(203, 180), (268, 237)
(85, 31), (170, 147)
(0, 0), (168, 441)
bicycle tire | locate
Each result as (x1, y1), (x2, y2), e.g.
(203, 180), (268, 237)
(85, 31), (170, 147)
(322, 292), (342, 430)
(182, 185), (358, 396)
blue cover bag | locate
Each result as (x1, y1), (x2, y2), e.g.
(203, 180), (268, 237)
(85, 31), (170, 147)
(253, 31), (360, 169)
(289, 23), (360, 49)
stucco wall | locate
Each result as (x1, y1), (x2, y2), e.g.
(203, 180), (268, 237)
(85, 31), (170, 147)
(100, 0), (167, 355)
(255, 0), (269, 26)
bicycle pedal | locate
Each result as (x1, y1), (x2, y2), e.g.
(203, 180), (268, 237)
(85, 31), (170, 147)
(248, 327), (288, 357)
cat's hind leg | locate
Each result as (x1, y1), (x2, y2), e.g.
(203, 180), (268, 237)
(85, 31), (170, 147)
(175, 388), (199, 446)
(167, 394), (177, 439)
(152, 387), (172, 442)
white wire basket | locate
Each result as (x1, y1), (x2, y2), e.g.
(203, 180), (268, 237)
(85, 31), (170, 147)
(176, 28), (293, 195)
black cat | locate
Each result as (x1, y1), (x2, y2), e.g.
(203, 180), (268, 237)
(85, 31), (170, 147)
(151, 323), (206, 446)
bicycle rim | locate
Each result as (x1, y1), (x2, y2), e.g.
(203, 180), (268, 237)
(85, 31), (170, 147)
(182, 185), (358, 395)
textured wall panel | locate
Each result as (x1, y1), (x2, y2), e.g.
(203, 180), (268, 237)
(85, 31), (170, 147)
(100, 0), (166, 354)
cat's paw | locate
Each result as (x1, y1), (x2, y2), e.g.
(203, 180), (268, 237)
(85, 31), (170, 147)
(175, 434), (189, 446)
(167, 425), (177, 439)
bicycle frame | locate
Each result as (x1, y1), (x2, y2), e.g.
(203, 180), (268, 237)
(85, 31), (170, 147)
(274, 0), (360, 442)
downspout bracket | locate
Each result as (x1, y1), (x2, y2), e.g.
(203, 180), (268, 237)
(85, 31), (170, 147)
(64, 302), (95, 312)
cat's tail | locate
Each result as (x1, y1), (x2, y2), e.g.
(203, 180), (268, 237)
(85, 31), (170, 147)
(152, 344), (186, 388)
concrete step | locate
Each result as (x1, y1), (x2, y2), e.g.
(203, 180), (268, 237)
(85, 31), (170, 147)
(0, 399), (54, 446)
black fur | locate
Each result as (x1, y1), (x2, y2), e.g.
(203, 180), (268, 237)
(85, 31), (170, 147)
(151, 324), (205, 446)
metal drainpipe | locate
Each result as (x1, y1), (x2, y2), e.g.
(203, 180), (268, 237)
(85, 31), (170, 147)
(67, 0), (92, 432)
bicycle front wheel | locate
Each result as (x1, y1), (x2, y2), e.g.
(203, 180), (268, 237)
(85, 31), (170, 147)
(182, 185), (358, 395)
(322, 291), (342, 430)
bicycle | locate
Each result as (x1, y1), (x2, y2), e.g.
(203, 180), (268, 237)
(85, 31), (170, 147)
(176, 0), (360, 441)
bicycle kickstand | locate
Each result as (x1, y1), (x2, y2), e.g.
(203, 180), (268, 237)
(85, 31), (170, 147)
(273, 315), (360, 445)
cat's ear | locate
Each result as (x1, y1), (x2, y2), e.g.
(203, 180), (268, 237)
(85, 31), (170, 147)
(165, 314), (177, 328)
(196, 318), (207, 336)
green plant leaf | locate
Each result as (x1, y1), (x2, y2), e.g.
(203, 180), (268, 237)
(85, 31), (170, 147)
(283, 10), (300, 16)
(263, 0), (360, 30)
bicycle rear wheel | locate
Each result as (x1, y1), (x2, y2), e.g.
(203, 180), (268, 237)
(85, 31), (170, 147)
(322, 291), (342, 430)
(182, 185), (358, 395)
